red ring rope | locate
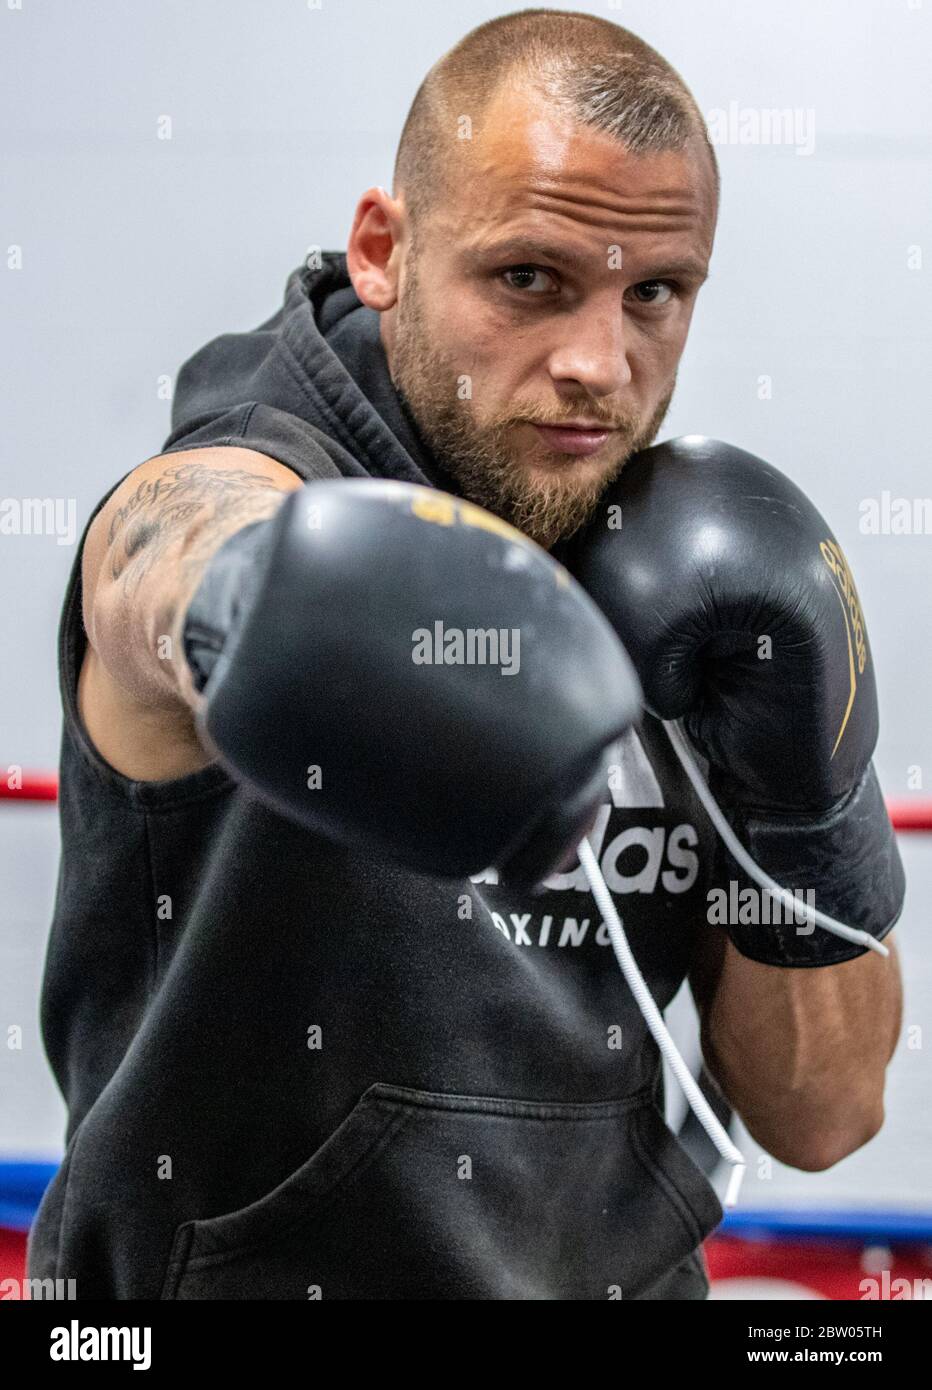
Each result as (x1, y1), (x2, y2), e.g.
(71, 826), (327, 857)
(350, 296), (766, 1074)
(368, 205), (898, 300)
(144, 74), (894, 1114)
(2, 771), (932, 831)
(0, 774), (59, 802)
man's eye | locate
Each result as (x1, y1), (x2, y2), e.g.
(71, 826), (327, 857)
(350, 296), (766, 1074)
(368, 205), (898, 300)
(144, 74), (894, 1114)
(501, 265), (556, 294)
(630, 280), (675, 306)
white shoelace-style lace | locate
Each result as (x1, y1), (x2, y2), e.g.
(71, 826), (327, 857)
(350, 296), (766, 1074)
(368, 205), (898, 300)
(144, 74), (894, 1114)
(577, 718), (888, 1209)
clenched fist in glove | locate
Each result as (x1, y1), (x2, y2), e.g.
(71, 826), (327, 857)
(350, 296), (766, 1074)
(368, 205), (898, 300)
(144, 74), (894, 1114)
(182, 478), (642, 888)
(567, 436), (905, 966)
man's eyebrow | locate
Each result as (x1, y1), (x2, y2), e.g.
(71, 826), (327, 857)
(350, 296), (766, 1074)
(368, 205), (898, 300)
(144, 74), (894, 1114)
(466, 238), (593, 270)
(465, 239), (709, 283)
(643, 260), (710, 285)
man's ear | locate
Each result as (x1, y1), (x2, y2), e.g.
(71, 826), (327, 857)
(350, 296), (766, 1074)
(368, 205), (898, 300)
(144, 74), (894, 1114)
(346, 187), (405, 311)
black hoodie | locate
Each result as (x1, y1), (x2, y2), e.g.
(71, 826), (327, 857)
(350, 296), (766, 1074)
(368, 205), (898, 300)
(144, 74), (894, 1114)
(27, 253), (723, 1300)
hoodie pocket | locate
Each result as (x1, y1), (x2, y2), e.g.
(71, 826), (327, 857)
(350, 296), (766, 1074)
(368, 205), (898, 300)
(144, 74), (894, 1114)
(160, 1082), (723, 1300)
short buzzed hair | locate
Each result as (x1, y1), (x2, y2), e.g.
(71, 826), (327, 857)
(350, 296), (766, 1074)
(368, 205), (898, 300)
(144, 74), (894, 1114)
(393, 8), (718, 237)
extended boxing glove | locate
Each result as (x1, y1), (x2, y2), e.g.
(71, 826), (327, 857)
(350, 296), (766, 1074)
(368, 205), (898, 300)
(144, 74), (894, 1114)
(568, 436), (905, 965)
(182, 477), (642, 888)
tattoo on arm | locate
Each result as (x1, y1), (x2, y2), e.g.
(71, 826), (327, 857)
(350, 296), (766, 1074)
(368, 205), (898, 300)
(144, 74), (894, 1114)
(107, 461), (284, 596)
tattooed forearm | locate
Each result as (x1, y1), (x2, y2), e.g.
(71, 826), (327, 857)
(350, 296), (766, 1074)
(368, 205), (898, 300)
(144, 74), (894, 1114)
(108, 461), (283, 595)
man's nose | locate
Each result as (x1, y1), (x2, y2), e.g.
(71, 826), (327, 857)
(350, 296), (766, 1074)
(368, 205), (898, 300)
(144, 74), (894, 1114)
(545, 303), (633, 398)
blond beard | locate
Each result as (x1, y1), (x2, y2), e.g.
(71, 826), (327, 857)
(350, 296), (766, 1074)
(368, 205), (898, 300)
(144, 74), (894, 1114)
(388, 260), (674, 548)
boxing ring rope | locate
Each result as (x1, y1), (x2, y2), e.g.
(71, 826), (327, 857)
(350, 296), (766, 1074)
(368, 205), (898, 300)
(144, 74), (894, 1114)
(0, 774), (59, 802)
(5, 772), (932, 830)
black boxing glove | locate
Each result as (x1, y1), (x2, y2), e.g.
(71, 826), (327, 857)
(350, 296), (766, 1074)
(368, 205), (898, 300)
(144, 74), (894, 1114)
(568, 436), (905, 966)
(182, 477), (642, 888)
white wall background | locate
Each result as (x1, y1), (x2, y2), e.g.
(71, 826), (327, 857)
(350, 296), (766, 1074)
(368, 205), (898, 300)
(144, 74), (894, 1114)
(1, 0), (930, 1216)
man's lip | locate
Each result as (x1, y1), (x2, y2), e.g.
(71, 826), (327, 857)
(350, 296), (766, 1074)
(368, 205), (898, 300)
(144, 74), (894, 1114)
(542, 420), (615, 429)
(531, 423), (616, 457)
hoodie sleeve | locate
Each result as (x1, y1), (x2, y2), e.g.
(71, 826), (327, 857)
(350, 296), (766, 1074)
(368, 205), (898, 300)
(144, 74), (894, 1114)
(160, 400), (366, 485)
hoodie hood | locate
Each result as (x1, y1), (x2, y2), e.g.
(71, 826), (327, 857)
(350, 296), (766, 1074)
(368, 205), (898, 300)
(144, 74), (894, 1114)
(164, 251), (451, 492)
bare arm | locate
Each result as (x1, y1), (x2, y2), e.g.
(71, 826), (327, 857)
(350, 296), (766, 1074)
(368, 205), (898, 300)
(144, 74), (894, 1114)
(689, 925), (903, 1171)
(79, 447), (303, 780)
(84, 446), (304, 712)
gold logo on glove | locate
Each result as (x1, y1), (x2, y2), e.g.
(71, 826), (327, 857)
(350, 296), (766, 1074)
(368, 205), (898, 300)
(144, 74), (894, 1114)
(410, 491), (569, 585)
(411, 491), (523, 542)
(820, 538), (868, 757)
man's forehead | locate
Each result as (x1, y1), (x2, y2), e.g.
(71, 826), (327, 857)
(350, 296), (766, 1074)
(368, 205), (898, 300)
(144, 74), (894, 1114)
(459, 85), (716, 233)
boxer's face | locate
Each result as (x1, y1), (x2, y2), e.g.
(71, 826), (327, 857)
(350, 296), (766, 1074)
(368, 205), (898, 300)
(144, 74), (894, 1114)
(351, 85), (717, 548)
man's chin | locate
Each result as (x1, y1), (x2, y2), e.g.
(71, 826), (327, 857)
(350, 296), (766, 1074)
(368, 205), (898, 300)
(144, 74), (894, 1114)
(485, 458), (630, 548)
(515, 445), (632, 499)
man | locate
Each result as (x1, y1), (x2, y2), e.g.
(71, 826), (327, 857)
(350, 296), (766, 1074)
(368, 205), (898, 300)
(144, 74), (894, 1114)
(28, 9), (902, 1300)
